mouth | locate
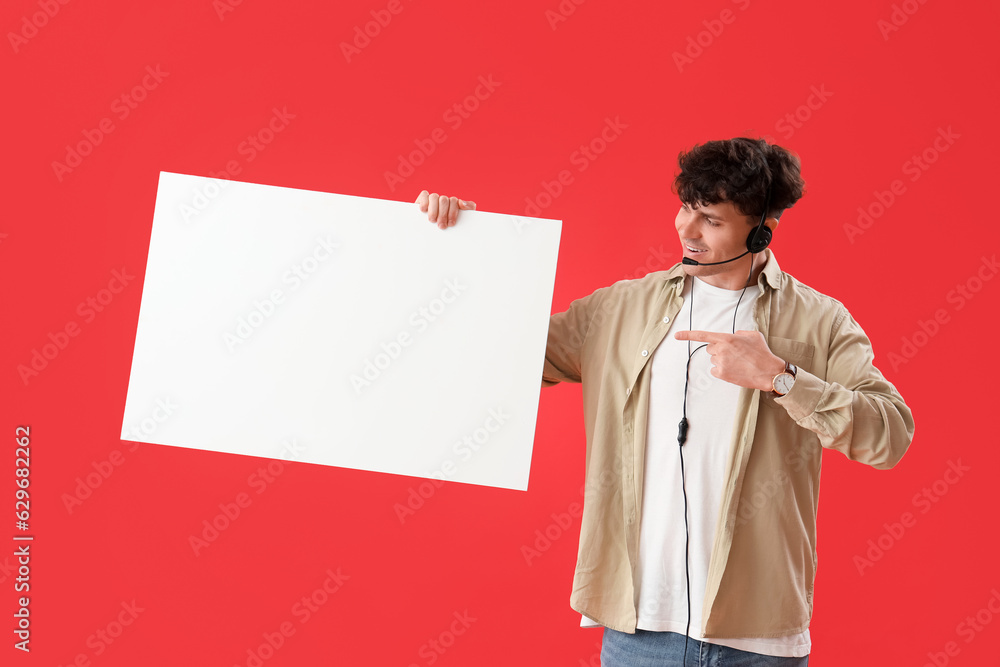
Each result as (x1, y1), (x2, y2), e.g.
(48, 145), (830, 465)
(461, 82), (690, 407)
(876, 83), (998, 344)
(684, 244), (708, 255)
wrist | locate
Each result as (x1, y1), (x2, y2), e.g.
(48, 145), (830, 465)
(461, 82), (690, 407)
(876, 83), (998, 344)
(759, 356), (786, 392)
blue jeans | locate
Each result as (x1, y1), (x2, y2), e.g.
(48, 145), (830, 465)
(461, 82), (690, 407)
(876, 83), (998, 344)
(601, 628), (809, 666)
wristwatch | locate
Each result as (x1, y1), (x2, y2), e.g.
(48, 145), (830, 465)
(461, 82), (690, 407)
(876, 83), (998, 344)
(771, 361), (797, 397)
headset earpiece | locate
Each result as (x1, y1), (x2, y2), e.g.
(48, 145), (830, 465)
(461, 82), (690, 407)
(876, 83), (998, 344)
(746, 152), (774, 254)
(747, 224), (772, 254)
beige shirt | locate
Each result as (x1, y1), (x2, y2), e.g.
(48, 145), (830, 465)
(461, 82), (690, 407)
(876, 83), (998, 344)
(542, 250), (914, 638)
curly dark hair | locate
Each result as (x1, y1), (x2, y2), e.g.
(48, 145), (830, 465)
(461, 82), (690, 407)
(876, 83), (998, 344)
(672, 137), (805, 222)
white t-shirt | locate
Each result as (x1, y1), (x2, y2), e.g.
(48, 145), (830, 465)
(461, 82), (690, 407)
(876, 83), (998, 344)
(582, 276), (810, 659)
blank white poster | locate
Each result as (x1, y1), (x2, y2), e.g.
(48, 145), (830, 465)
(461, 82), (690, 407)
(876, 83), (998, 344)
(120, 172), (561, 491)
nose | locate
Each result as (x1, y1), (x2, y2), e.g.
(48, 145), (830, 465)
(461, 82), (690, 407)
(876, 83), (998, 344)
(675, 207), (697, 238)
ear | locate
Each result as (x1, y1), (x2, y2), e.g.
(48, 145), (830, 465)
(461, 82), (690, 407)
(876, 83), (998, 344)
(765, 215), (780, 233)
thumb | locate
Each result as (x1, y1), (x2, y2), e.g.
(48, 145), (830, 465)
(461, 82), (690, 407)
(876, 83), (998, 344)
(459, 199), (476, 210)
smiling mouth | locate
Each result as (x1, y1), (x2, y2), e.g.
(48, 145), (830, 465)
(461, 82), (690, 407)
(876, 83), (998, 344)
(684, 244), (708, 253)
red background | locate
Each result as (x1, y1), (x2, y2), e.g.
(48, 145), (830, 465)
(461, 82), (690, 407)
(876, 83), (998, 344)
(4, 0), (999, 665)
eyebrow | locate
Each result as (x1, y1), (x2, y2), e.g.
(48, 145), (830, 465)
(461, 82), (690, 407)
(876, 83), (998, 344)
(684, 201), (726, 223)
(694, 207), (722, 222)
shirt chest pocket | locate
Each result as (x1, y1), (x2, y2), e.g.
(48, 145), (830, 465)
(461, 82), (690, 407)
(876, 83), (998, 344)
(767, 335), (816, 375)
(762, 336), (816, 412)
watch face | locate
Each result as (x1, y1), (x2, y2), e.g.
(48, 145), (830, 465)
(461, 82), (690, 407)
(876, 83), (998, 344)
(774, 373), (795, 395)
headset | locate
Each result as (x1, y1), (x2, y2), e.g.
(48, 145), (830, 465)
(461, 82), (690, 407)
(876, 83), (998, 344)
(675, 142), (774, 664)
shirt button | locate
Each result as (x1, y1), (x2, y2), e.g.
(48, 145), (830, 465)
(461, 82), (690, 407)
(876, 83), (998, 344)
(641, 350), (648, 357)
(663, 316), (670, 323)
(626, 387), (631, 396)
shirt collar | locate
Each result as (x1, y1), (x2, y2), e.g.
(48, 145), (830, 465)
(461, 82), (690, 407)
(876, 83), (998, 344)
(663, 249), (784, 291)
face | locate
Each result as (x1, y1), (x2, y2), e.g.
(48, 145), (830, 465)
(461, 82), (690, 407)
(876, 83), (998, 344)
(675, 199), (767, 289)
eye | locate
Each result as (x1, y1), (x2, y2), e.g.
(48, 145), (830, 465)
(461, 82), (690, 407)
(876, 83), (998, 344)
(705, 218), (720, 228)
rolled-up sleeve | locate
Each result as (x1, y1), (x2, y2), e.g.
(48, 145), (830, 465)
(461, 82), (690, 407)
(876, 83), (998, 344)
(542, 288), (607, 387)
(775, 307), (915, 469)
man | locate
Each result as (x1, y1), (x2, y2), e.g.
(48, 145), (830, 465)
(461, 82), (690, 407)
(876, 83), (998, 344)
(416, 137), (914, 666)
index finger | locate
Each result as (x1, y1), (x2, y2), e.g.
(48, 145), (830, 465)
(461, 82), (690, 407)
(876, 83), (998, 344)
(674, 330), (733, 343)
(415, 190), (430, 212)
